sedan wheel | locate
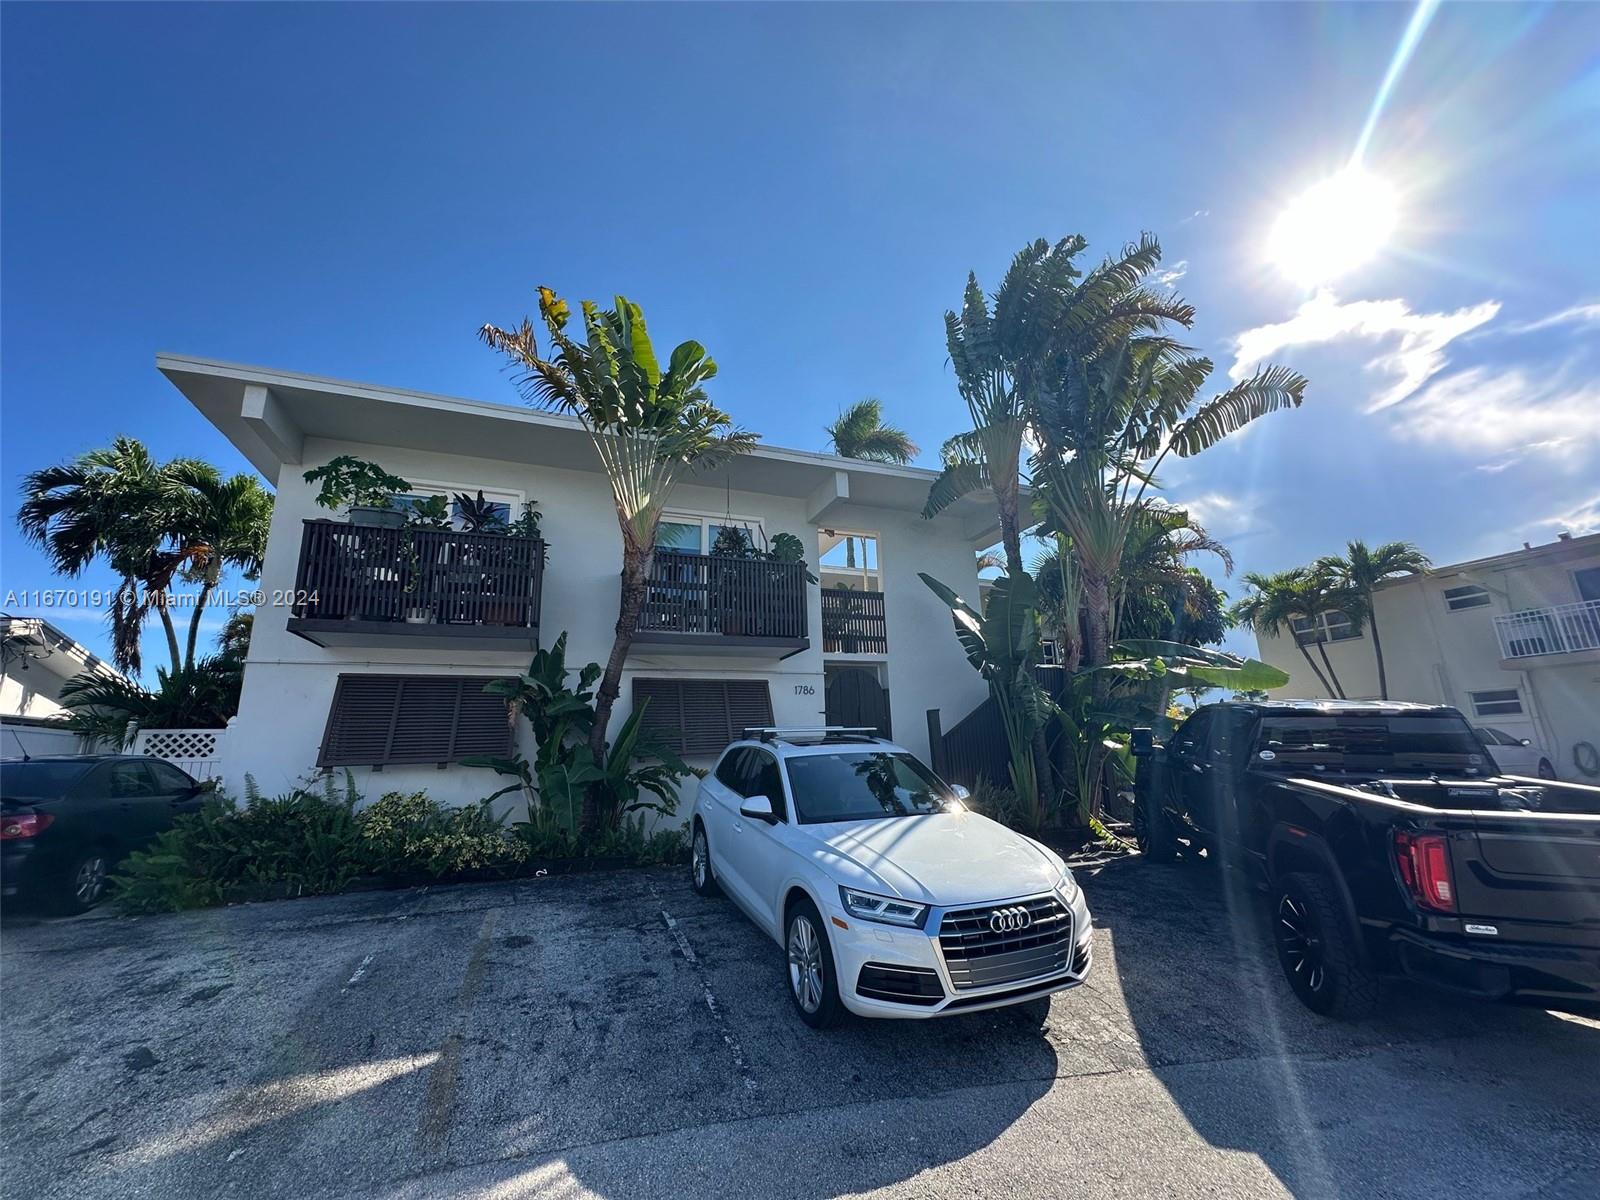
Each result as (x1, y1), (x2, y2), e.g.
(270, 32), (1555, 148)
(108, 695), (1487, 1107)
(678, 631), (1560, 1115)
(65, 853), (109, 913)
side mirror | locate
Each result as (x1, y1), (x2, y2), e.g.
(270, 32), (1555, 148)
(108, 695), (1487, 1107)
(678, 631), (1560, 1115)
(949, 784), (971, 802)
(738, 795), (778, 823)
(1519, 738), (1532, 747)
(1130, 727), (1154, 758)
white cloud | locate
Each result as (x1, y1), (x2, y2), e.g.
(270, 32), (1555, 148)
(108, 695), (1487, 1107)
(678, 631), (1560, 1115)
(1230, 289), (1501, 412)
(1506, 302), (1600, 335)
(1156, 260), (1188, 288)
(1181, 209), (1210, 224)
(1526, 493), (1600, 537)
(1386, 363), (1600, 468)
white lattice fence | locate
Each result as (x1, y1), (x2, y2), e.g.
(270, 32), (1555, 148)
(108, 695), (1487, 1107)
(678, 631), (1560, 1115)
(133, 727), (227, 781)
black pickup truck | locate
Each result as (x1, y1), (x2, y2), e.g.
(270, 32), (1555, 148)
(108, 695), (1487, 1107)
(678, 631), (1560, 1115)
(1131, 700), (1600, 1018)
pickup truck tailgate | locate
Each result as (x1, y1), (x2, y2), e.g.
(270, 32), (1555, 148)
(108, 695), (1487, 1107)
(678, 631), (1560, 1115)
(1455, 810), (1600, 935)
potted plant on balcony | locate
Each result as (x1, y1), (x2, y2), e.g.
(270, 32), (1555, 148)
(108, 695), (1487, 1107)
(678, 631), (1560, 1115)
(401, 495), (450, 622)
(710, 524), (759, 634)
(451, 492), (544, 626)
(303, 456), (414, 529)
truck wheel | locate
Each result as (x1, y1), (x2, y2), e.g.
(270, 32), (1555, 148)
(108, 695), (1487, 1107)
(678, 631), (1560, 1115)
(1273, 872), (1378, 1019)
(1134, 789), (1178, 863)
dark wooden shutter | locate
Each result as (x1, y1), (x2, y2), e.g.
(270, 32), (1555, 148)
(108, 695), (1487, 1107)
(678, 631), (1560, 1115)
(631, 678), (774, 756)
(319, 674), (512, 767)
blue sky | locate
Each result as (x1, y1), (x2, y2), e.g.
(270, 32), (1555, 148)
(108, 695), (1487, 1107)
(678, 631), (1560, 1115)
(3, 2), (1598, 674)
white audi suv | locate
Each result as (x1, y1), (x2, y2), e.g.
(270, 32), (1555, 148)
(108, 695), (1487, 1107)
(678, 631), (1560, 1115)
(688, 728), (1094, 1027)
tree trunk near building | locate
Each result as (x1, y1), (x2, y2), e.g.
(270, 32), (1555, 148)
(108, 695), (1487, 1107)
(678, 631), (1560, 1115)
(585, 545), (654, 834)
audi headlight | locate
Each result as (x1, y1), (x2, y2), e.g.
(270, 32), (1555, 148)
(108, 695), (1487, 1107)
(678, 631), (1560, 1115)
(1055, 868), (1081, 905)
(838, 886), (928, 929)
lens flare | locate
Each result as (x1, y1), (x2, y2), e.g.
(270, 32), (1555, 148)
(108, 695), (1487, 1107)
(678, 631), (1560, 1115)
(1267, 169), (1399, 286)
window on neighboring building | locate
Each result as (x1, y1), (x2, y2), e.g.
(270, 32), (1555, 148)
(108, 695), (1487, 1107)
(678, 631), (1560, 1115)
(1468, 688), (1523, 718)
(1291, 611), (1361, 644)
(318, 674), (512, 767)
(1443, 584), (1491, 612)
(632, 678), (774, 756)
(1575, 567), (1600, 604)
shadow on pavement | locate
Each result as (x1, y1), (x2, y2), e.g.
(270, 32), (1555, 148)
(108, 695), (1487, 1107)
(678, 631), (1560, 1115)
(1090, 853), (1600, 1200)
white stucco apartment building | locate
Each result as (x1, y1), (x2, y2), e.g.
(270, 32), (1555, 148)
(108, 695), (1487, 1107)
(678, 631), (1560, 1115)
(1253, 532), (1600, 782)
(160, 355), (994, 814)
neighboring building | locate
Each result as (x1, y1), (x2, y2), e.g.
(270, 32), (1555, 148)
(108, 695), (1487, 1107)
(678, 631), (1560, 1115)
(1253, 533), (1600, 782)
(160, 354), (994, 814)
(1, 614), (125, 756)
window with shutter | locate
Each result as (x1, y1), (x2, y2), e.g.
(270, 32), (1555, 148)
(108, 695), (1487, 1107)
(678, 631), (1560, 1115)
(319, 674), (513, 767)
(631, 678), (775, 756)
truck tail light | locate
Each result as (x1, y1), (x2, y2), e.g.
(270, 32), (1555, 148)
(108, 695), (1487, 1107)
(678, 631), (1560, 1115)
(1, 812), (54, 840)
(1394, 830), (1455, 913)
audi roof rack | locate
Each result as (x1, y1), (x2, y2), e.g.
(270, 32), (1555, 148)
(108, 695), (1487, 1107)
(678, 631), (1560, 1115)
(742, 726), (884, 745)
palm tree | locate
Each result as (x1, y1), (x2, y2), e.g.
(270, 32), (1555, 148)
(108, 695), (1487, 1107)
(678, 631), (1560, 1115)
(924, 236), (1187, 580)
(824, 399), (918, 464)
(19, 438), (187, 674)
(1316, 540), (1430, 700)
(1032, 334), (1307, 669)
(19, 440), (275, 677)
(167, 466), (273, 669)
(1232, 569), (1343, 698)
(481, 288), (756, 833)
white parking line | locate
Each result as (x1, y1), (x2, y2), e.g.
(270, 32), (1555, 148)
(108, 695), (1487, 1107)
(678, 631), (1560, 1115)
(342, 953), (375, 993)
(651, 885), (759, 1092)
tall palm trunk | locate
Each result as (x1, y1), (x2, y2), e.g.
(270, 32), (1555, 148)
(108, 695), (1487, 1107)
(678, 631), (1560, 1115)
(1313, 639), (1346, 699)
(1294, 641), (1337, 697)
(185, 564), (221, 671)
(1367, 593), (1390, 700)
(585, 544), (655, 834)
(1081, 572), (1113, 668)
(153, 597), (182, 676)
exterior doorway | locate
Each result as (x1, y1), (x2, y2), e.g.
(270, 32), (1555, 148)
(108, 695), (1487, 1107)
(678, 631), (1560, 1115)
(824, 664), (891, 740)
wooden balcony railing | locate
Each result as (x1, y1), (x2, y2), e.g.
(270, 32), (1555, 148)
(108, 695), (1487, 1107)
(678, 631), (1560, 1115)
(291, 520), (545, 629)
(821, 587), (887, 653)
(636, 551), (808, 641)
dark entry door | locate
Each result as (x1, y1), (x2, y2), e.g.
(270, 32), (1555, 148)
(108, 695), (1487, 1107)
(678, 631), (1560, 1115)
(825, 667), (891, 739)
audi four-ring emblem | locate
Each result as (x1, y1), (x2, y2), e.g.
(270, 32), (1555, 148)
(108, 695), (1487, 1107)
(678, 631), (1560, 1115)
(988, 906), (1033, 933)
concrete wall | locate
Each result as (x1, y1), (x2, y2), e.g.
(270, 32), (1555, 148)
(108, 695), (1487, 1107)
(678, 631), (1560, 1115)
(227, 437), (988, 819)
(1254, 539), (1600, 781)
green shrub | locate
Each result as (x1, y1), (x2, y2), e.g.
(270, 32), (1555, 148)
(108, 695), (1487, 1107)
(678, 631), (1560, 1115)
(114, 774), (365, 913)
(356, 791), (524, 880)
(113, 773), (690, 914)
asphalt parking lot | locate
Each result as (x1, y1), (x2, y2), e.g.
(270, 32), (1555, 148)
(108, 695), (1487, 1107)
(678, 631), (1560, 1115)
(3, 853), (1597, 1200)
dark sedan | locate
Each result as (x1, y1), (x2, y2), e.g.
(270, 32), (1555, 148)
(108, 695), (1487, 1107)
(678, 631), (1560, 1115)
(1, 756), (209, 913)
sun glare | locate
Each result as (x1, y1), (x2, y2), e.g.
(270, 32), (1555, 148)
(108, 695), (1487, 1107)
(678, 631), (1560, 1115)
(1267, 168), (1398, 286)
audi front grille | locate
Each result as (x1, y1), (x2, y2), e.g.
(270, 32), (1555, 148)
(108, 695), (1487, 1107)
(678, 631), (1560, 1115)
(937, 894), (1074, 991)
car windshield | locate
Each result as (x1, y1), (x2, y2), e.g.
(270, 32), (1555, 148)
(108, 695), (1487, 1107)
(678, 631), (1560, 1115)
(0, 760), (93, 800)
(1253, 715), (1486, 770)
(784, 751), (956, 824)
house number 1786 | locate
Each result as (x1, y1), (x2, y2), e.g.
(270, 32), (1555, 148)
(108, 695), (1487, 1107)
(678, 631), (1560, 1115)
(794, 684), (816, 696)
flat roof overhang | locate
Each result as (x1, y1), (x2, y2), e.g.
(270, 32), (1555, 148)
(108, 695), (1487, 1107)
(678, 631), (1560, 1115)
(157, 354), (1010, 548)
(286, 617), (539, 652)
(629, 631), (811, 660)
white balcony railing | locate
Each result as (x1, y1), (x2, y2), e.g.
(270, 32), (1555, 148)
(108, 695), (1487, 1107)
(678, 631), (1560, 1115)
(1494, 599), (1600, 659)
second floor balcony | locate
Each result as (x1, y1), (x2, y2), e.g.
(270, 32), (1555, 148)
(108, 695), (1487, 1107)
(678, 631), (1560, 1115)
(821, 586), (887, 654)
(633, 551), (809, 657)
(287, 519), (545, 650)
(1494, 599), (1600, 661)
